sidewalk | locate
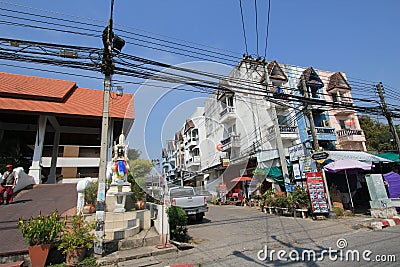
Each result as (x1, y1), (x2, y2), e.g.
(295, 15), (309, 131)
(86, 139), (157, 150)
(0, 184), (77, 257)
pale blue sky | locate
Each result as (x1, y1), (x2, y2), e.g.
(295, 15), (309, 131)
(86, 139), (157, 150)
(1, 0), (399, 160)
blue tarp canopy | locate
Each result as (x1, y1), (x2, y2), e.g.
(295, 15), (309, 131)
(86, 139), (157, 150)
(383, 172), (400, 198)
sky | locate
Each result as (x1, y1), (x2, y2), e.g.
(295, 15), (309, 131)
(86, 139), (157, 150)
(1, 0), (400, 161)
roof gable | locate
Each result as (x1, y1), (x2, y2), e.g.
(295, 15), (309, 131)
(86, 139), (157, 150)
(0, 72), (76, 101)
(328, 72), (351, 92)
(267, 60), (288, 83)
(0, 72), (133, 119)
(303, 67), (324, 89)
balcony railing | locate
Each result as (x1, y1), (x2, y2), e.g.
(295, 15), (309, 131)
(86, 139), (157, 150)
(337, 129), (363, 137)
(221, 133), (240, 151)
(279, 125), (297, 133)
(308, 127), (336, 135)
(219, 106), (236, 121)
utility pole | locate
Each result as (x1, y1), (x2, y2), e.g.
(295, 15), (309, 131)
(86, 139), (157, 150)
(376, 82), (400, 157)
(265, 69), (290, 186)
(300, 75), (320, 155)
(94, 0), (115, 256)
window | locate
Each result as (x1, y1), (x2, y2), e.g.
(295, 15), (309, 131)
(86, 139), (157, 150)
(331, 94), (338, 102)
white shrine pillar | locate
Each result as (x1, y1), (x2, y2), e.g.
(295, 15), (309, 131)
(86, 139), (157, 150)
(29, 115), (47, 184)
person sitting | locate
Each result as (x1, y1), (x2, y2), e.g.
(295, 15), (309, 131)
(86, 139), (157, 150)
(0, 164), (16, 205)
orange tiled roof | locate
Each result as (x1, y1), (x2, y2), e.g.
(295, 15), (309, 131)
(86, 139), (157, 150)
(0, 72), (134, 119)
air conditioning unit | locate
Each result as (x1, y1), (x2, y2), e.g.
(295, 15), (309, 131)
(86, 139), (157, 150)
(322, 120), (331, 127)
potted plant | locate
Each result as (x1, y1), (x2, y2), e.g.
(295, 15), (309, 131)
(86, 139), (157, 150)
(58, 215), (95, 266)
(83, 180), (98, 214)
(274, 195), (289, 215)
(17, 210), (63, 267)
(291, 186), (311, 210)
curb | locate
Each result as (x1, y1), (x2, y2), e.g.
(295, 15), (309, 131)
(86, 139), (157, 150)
(371, 216), (400, 230)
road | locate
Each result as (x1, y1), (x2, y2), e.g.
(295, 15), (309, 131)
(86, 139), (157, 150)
(147, 205), (399, 267)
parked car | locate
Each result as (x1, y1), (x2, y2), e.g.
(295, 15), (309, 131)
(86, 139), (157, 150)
(169, 186), (208, 221)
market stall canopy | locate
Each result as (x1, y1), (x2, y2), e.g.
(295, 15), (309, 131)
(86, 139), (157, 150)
(328, 151), (391, 162)
(377, 152), (400, 162)
(324, 160), (372, 173)
(231, 176), (253, 182)
(383, 172), (400, 198)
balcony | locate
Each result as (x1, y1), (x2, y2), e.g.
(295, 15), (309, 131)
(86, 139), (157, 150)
(186, 156), (201, 170)
(279, 125), (298, 139)
(219, 106), (236, 124)
(337, 129), (366, 142)
(185, 137), (199, 149)
(308, 127), (337, 141)
(333, 101), (355, 115)
(220, 133), (240, 151)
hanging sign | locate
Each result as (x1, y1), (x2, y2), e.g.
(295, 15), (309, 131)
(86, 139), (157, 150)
(311, 151), (330, 161)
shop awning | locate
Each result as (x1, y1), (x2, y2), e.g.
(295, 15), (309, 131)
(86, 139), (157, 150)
(377, 152), (400, 162)
(328, 151), (391, 162)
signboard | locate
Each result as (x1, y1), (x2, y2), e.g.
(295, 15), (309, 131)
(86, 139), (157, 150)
(222, 158), (230, 167)
(306, 172), (329, 214)
(299, 156), (313, 174)
(289, 144), (305, 161)
(293, 163), (301, 180)
(219, 182), (227, 203)
(311, 151), (330, 162)
(285, 183), (295, 193)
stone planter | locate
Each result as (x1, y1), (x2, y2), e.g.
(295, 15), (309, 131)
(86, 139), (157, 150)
(65, 247), (86, 267)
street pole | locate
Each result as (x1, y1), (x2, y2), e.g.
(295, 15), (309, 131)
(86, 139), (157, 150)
(300, 75), (319, 155)
(376, 82), (400, 158)
(94, 0), (114, 256)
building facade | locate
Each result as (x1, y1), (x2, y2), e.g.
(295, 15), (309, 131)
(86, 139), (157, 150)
(0, 72), (134, 184)
(160, 57), (367, 194)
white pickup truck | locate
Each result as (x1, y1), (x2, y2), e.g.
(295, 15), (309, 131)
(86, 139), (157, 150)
(169, 186), (208, 221)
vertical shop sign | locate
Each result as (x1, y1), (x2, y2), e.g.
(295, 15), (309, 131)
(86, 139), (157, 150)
(306, 172), (329, 214)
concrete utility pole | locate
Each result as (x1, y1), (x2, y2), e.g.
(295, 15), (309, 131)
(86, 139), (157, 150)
(300, 75), (319, 153)
(94, 0), (115, 256)
(265, 70), (290, 185)
(376, 82), (400, 157)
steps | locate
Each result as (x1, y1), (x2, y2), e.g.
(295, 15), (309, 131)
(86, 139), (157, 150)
(85, 209), (151, 241)
(118, 227), (160, 250)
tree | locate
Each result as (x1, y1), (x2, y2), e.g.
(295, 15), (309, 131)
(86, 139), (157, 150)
(127, 148), (141, 161)
(128, 158), (153, 201)
(359, 115), (398, 152)
(129, 159), (153, 180)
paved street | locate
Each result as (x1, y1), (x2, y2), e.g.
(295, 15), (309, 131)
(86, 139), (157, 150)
(144, 205), (399, 267)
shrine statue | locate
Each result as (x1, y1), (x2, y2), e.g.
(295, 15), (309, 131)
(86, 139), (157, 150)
(111, 133), (130, 185)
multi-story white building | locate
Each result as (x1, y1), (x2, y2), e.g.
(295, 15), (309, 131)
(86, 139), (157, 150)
(161, 56), (367, 195)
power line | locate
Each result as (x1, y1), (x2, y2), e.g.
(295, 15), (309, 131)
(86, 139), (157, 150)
(239, 0), (248, 55)
(254, 0), (259, 56)
(264, 0), (271, 58)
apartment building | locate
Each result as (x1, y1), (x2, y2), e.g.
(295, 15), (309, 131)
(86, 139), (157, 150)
(161, 57), (367, 194)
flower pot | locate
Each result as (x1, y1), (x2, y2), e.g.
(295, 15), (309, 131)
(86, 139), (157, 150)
(65, 247), (86, 267)
(135, 200), (146, 210)
(83, 204), (95, 214)
(28, 244), (51, 267)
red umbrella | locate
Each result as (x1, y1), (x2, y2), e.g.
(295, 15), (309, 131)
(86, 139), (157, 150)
(231, 176), (253, 182)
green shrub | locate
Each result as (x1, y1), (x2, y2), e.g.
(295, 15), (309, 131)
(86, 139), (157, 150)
(58, 215), (95, 253)
(17, 210), (63, 246)
(167, 206), (188, 242)
(291, 186), (310, 209)
(274, 195), (289, 208)
(333, 207), (344, 217)
(84, 181), (98, 206)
